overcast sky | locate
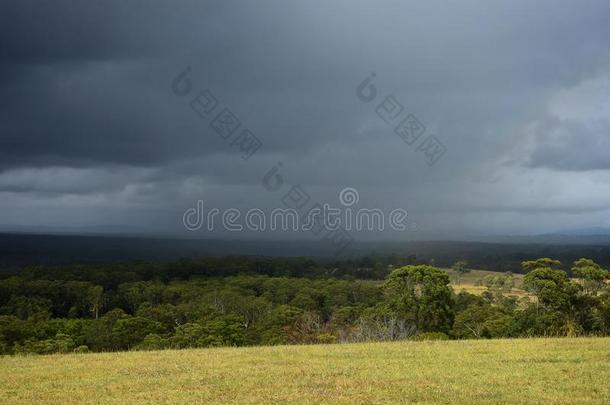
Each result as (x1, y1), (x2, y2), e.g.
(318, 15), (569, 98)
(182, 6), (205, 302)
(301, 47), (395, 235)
(1, 0), (610, 240)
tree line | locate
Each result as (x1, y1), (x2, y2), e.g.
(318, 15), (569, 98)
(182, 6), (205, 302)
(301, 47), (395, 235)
(0, 256), (608, 354)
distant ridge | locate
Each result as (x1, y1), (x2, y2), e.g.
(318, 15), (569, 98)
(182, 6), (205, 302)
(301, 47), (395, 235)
(2, 232), (610, 272)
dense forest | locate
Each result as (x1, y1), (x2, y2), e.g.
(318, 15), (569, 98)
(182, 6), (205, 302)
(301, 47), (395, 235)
(0, 256), (609, 355)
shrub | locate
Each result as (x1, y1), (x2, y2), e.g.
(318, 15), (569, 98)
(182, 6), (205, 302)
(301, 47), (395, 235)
(316, 333), (337, 344)
(415, 332), (449, 341)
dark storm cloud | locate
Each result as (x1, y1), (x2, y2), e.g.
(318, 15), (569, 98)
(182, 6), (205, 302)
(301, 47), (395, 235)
(0, 1), (230, 169)
(0, 1), (213, 62)
(0, 0), (368, 170)
(524, 118), (610, 171)
(2, 0), (610, 236)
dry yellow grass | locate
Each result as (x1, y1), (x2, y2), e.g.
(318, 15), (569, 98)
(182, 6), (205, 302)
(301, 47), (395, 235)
(444, 268), (525, 286)
(1, 337), (609, 404)
(444, 268), (531, 298)
(450, 284), (532, 298)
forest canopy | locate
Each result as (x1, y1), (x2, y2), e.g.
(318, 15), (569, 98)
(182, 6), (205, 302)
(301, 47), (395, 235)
(0, 256), (609, 355)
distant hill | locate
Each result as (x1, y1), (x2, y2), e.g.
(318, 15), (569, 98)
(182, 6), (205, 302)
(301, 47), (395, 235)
(2, 232), (610, 272)
(489, 233), (610, 245)
(546, 227), (610, 236)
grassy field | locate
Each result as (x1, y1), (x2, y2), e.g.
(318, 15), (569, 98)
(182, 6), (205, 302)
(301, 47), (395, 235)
(444, 268), (530, 298)
(1, 337), (609, 404)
